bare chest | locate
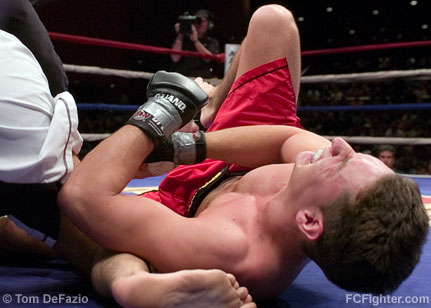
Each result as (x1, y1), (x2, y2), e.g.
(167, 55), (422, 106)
(197, 164), (294, 215)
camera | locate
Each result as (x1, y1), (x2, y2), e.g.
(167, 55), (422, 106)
(178, 12), (202, 34)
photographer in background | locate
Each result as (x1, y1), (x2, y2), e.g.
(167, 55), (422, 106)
(171, 9), (220, 78)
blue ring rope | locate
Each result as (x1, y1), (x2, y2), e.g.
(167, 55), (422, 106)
(297, 102), (431, 112)
(77, 102), (431, 112)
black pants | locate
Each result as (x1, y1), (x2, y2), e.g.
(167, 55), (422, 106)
(0, 181), (61, 239)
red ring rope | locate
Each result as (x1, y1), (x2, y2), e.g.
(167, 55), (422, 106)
(302, 41), (431, 56)
(49, 32), (225, 62)
(49, 31), (431, 62)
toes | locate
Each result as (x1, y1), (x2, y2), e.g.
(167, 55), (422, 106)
(236, 287), (249, 301)
(241, 302), (257, 308)
(243, 294), (253, 303)
(226, 273), (239, 289)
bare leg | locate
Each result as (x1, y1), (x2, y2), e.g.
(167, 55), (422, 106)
(200, 4), (301, 128)
(200, 45), (241, 129)
(237, 5), (301, 102)
(92, 249), (256, 308)
(0, 216), (57, 258)
(53, 214), (101, 278)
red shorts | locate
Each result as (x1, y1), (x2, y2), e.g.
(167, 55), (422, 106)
(143, 58), (302, 216)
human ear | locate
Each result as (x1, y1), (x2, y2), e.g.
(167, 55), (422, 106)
(295, 209), (323, 241)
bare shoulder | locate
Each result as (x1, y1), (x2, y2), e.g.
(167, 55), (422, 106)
(235, 163), (294, 196)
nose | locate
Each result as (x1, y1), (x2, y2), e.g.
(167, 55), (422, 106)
(331, 137), (354, 158)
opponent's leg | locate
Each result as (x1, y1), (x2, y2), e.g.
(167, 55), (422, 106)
(92, 249), (256, 308)
(0, 216), (57, 258)
(237, 4), (301, 102)
(200, 5), (301, 128)
(200, 47), (241, 128)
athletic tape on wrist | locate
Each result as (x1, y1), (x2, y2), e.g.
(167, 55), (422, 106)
(172, 131), (206, 164)
(144, 131), (206, 165)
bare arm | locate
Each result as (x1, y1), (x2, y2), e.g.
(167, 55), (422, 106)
(206, 125), (331, 168)
(171, 30), (183, 62)
(58, 125), (243, 271)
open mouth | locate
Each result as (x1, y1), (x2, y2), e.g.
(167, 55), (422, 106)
(311, 149), (323, 163)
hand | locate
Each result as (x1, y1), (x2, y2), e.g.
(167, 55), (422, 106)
(194, 77), (215, 96)
(194, 78), (218, 129)
(174, 22), (181, 34)
(179, 120), (199, 133)
(135, 119), (198, 178)
(134, 161), (176, 178)
(188, 24), (198, 43)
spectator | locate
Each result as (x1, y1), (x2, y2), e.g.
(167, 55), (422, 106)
(376, 144), (397, 171)
(170, 9), (220, 78)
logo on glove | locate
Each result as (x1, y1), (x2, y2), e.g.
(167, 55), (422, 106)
(155, 93), (187, 112)
(132, 109), (152, 121)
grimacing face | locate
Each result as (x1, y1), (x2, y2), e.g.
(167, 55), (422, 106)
(290, 138), (394, 209)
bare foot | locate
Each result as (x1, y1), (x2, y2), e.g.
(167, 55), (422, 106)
(111, 269), (255, 308)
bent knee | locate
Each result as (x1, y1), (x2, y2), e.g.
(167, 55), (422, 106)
(250, 5), (297, 33)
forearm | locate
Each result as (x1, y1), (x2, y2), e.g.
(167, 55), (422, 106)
(58, 125), (155, 249)
(62, 125), (152, 198)
(193, 40), (213, 56)
(171, 35), (183, 62)
(205, 125), (330, 168)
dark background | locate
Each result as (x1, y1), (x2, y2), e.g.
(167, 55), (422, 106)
(33, 0), (430, 74)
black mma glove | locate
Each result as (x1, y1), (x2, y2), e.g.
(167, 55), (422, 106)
(126, 71), (208, 146)
(145, 130), (206, 165)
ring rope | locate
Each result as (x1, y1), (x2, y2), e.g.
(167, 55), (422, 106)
(80, 132), (431, 145)
(298, 103), (431, 112)
(302, 40), (431, 56)
(76, 102), (431, 112)
(324, 136), (431, 145)
(49, 32), (225, 62)
(64, 64), (154, 79)
(49, 31), (431, 61)
(299, 69), (431, 84)
(63, 64), (431, 84)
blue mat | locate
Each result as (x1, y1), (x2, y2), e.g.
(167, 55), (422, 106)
(1, 175), (430, 308)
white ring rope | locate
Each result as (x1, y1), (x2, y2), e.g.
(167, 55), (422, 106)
(323, 136), (431, 145)
(64, 64), (431, 84)
(81, 133), (431, 145)
(64, 64), (154, 79)
(301, 69), (431, 83)
(81, 133), (111, 142)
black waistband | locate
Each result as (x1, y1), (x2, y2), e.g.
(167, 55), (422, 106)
(188, 165), (247, 217)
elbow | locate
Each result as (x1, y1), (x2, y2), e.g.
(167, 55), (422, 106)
(57, 180), (89, 229)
